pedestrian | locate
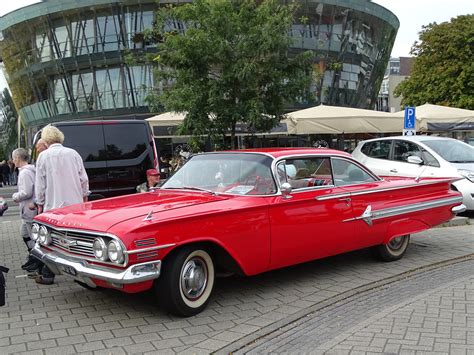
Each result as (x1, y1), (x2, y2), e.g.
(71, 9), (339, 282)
(34, 125), (90, 285)
(136, 169), (161, 192)
(8, 160), (16, 185)
(35, 138), (48, 155)
(1, 160), (9, 186)
(11, 148), (41, 272)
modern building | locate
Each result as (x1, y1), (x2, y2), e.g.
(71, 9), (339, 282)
(0, 0), (399, 142)
(376, 56), (414, 112)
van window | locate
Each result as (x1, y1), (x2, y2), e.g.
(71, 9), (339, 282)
(103, 123), (148, 160)
(60, 124), (105, 161)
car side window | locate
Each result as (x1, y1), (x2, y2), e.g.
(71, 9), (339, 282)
(393, 140), (421, 162)
(332, 158), (376, 187)
(361, 141), (391, 160)
(281, 158), (333, 190)
(421, 149), (440, 167)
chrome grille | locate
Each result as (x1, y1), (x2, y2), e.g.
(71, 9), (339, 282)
(50, 230), (95, 257)
(135, 238), (156, 247)
(136, 251), (159, 260)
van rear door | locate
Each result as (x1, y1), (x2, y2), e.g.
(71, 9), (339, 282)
(58, 123), (109, 200)
(103, 121), (155, 196)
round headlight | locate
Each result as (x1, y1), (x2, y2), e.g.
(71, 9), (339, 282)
(93, 238), (108, 261)
(107, 240), (124, 264)
(38, 225), (51, 245)
(31, 224), (40, 241)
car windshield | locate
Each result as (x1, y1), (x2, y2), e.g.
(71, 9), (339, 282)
(421, 139), (474, 163)
(161, 153), (277, 195)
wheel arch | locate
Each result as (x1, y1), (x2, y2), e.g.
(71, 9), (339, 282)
(383, 218), (430, 244)
(162, 240), (245, 276)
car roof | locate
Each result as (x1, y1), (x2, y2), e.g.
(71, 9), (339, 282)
(361, 135), (459, 143)
(215, 148), (352, 159)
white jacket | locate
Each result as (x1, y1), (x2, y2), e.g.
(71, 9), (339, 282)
(12, 164), (37, 221)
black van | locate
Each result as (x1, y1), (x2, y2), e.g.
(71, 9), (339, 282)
(34, 120), (158, 200)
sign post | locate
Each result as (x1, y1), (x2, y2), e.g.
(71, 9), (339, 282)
(403, 106), (416, 136)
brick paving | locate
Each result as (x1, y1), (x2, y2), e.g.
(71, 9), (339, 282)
(1, 184), (473, 354)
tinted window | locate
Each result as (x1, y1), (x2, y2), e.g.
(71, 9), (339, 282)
(393, 140), (421, 162)
(103, 123), (148, 160)
(59, 124), (105, 162)
(332, 158), (376, 186)
(361, 141), (391, 160)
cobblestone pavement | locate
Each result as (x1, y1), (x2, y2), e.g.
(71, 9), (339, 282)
(233, 258), (474, 354)
(0, 183), (473, 354)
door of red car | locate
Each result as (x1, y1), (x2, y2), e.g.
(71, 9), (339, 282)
(330, 157), (388, 250)
(268, 157), (356, 270)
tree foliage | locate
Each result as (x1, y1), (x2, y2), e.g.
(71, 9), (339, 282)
(150, 0), (313, 148)
(394, 15), (474, 109)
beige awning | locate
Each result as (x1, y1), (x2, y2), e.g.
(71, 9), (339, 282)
(146, 112), (290, 137)
(286, 105), (400, 134)
(388, 104), (474, 131)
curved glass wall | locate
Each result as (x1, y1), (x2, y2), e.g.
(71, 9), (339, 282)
(0, 0), (398, 135)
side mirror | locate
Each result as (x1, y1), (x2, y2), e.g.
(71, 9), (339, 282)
(407, 155), (423, 165)
(281, 182), (293, 199)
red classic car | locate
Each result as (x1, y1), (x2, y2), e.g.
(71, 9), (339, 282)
(31, 148), (466, 316)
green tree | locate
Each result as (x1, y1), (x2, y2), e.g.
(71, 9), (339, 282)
(150, 0), (313, 148)
(394, 15), (474, 109)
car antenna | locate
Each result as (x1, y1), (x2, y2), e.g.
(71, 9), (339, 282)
(414, 164), (428, 182)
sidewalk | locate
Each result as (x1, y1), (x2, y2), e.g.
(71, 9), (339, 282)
(0, 214), (473, 353)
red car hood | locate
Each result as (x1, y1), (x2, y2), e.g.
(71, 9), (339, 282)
(34, 190), (229, 232)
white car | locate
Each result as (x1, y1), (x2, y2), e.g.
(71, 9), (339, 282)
(352, 136), (474, 211)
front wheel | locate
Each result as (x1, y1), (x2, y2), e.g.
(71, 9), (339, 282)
(156, 247), (215, 317)
(372, 235), (410, 262)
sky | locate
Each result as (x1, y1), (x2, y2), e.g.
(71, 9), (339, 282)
(0, 0), (473, 91)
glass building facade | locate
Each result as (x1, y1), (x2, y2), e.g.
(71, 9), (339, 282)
(0, 0), (398, 137)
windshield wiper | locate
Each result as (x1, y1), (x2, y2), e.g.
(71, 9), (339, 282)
(450, 160), (474, 163)
(162, 186), (218, 196)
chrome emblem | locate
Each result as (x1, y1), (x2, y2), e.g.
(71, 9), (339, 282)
(58, 237), (77, 248)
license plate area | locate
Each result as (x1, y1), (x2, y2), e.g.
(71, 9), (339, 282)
(60, 264), (77, 276)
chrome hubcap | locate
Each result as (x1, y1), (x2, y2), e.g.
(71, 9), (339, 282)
(181, 258), (208, 301)
(388, 236), (404, 250)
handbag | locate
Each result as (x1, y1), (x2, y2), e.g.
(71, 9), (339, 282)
(0, 265), (9, 306)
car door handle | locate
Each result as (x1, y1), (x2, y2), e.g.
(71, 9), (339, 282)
(390, 169), (398, 173)
(338, 197), (351, 205)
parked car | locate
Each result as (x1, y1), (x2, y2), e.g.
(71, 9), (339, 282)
(352, 135), (474, 211)
(33, 120), (158, 200)
(31, 148), (465, 316)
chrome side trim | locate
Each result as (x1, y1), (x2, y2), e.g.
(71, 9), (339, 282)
(452, 204), (467, 214)
(317, 178), (455, 201)
(31, 245), (161, 285)
(316, 193), (351, 201)
(343, 196), (463, 224)
(125, 243), (176, 255)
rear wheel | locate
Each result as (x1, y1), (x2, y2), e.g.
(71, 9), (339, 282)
(156, 246), (215, 317)
(372, 235), (410, 262)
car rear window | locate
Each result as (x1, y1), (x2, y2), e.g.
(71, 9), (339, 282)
(104, 123), (148, 160)
(361, 141), (391, 160)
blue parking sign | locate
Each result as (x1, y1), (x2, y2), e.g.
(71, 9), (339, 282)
(404, 107), (416, 129)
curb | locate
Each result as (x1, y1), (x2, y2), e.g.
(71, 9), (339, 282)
(438, 216), (470, 228)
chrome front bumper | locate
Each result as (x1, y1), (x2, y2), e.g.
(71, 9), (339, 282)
(31, 245), (161, 288)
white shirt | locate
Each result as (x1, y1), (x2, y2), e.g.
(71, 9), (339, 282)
(35, 143), (89, 212)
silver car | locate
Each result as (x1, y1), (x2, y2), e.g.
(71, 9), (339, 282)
(352, 135), (474, 210)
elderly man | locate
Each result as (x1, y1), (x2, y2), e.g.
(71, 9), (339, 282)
(11, 148), (40, 272)
(136, 169), (161, 193)
(34, 125), (90, 285)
